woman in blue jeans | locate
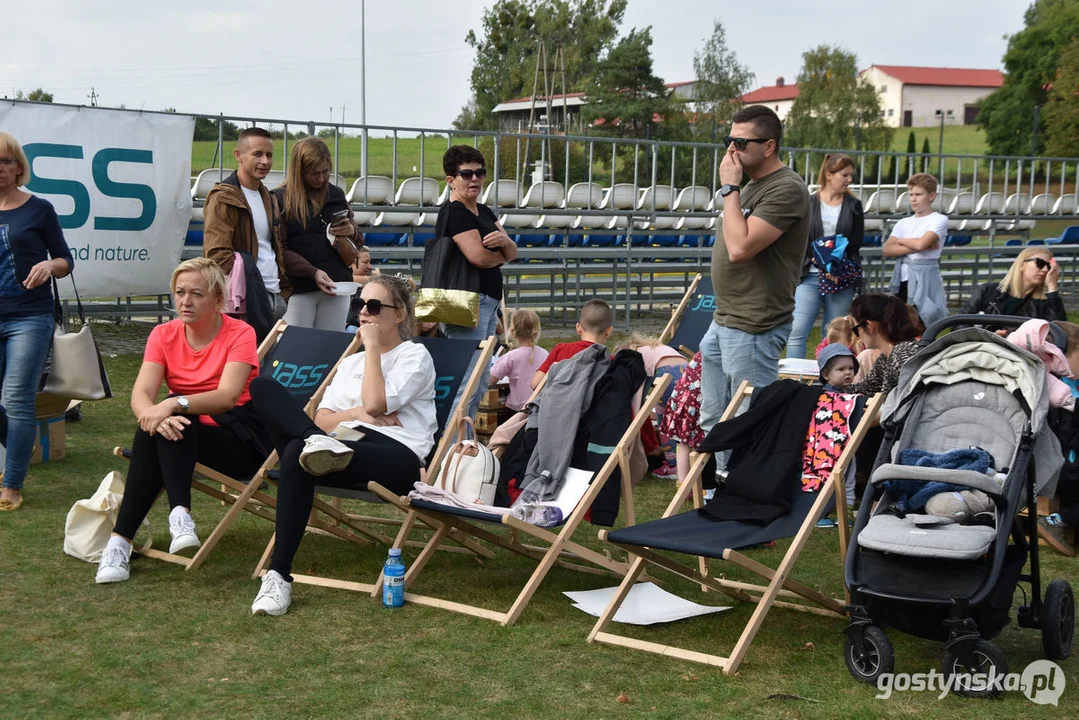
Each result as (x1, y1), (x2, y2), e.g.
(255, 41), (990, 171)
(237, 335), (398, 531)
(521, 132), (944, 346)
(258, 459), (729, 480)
(787, 153), (864, 359)
(0, 133), (75, 511)
(437, 145), (517, 418)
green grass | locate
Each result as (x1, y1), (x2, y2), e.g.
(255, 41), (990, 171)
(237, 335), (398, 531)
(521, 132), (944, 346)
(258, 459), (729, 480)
(888, 125), (989, 157)
(4, 330), (1075, 718)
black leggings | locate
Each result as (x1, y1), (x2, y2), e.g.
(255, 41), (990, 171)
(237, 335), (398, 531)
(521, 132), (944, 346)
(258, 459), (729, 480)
(248, 376), (422, 580)
(112, 417), (264, 540)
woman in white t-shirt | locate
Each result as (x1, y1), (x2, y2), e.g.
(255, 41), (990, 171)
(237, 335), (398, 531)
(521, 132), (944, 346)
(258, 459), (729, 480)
(788, 153), (865, 359)
(247, 275), (436, 616)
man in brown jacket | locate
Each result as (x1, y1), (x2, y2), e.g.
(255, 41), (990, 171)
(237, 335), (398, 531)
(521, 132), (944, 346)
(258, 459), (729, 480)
(203, 127), (289, 323)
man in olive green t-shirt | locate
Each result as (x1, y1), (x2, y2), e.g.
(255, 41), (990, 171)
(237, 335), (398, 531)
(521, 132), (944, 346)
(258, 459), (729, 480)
(699, 105), (810, 432)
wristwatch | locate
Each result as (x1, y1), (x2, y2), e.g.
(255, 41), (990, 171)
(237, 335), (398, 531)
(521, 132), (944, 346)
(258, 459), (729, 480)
(719, 184), (740, 198)
(175, 396), (190, 414)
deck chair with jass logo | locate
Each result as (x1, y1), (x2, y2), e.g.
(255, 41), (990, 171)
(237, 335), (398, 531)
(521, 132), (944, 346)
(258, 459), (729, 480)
(659, 273), (715, 359)
(587, 382), (885, 675)
(361, 368), (674, 627)
(112, 320), (360, 570)
(249, 335), (499, 587)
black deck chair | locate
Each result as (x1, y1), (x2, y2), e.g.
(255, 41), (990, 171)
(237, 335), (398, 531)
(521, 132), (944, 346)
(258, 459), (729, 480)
(587, 381), (885, 675)
(659, 273), (715, 358)
(250, 335), (499, 586)
(112, 320), (359, 571)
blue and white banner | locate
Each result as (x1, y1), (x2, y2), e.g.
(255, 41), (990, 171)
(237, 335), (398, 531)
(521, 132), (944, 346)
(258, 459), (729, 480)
(0, 101), (194, 297)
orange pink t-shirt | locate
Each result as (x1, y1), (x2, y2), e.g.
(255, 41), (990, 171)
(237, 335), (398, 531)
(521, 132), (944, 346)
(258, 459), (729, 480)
(144, 314), (259, 422)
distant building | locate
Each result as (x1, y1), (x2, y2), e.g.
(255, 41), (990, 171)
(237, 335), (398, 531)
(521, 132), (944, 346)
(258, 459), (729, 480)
(859, 65), (1004, 128)
(739, 77), (800, 121)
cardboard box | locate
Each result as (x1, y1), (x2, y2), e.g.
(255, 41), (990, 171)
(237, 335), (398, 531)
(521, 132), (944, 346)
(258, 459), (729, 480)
(30, 392), (69, 465)
(479, 387), (502, 410)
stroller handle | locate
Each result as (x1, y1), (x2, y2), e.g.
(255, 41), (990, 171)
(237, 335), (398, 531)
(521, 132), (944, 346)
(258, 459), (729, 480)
(921, 314), (1068, 352)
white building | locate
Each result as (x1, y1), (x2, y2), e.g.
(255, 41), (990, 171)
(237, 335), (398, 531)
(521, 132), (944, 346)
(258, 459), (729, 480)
(859, 65), (1004, 128)
(739, 77), (799, 121)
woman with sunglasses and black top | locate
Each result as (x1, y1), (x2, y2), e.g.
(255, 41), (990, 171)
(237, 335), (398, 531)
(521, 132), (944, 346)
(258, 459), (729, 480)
(247, 275), (436, 616)
(963, 247), (1065, 321)
(437, 145), (517, 418)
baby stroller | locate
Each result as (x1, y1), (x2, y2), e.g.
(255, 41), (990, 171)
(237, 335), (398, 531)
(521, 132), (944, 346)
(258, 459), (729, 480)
(843, 316), (1075, 698)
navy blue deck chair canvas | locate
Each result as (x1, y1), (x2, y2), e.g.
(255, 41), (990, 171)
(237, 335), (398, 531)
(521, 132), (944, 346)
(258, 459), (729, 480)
(362, 372), (674, 627)
(112, 320), (360, 571)
(250, 336), (499, 584)
(660, 274), (715, 357)
(587, 381), (885, 675)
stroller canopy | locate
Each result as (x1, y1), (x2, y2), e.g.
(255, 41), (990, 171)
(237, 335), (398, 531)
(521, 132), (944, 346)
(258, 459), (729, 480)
(880, 327), (1062, 497)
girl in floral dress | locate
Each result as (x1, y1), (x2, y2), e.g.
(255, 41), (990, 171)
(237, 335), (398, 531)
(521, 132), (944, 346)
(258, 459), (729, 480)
(659, 352), (705, 483)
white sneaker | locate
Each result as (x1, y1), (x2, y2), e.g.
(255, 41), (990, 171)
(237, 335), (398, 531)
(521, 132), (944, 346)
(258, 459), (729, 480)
(96, 544), (131, 584)
(169, 509), (201, 554)
(251, 570), (292, 616)
(298, 434), (354, 476)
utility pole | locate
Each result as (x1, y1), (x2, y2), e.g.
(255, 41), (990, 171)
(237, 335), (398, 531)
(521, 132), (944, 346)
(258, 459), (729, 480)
(360, 0), (367, 176)
(937, 109), (945, 182)
(341, 102), (346, 125)
(88, 87), (98, 107)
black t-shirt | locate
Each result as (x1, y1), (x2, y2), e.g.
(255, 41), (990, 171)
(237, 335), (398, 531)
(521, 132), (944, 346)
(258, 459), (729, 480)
(274, 184), (353, 294)
(442, 201), (503, 300)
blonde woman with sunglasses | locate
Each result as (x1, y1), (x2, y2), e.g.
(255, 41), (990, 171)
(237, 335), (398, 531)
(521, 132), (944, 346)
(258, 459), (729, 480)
(963, 247), (1065, 321)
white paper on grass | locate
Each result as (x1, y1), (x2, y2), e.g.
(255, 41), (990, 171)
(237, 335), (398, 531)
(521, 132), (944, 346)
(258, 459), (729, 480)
(564, 582), (731, 626)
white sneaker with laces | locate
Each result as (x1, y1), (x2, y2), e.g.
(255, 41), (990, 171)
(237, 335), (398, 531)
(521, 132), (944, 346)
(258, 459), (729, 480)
(169, 509), (201, 554)
(96, 544), (131, 584)
(251, 570), (292, 616)
(298, 434), (354, 476)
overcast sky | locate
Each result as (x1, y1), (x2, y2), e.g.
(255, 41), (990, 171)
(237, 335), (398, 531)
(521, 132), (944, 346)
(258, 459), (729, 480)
(4, 0), (1027, 131)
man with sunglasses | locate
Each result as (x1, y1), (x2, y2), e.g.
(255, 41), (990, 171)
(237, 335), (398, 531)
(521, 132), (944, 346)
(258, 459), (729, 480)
(699, 105), (811, 433)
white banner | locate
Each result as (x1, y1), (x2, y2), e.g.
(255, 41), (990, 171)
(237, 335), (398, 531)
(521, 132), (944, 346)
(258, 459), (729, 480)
(0, 102), (194, 298)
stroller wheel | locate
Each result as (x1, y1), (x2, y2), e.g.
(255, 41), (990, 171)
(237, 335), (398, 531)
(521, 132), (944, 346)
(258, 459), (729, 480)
(845, 625), (894, 684)
(942, 640), (1008, 698)
(1042, 579), (1075, 660)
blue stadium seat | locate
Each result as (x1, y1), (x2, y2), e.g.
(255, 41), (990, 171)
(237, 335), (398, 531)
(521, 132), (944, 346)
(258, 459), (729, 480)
(411, 233), (434, 247)
(515, 233), (553, 247)
(1057, 225), (1079, 244)
(185, 229), (204, 246)
(862, 235), (883, 248)
(1027, 239), (1046, 246)
(363, 232), (400, 247)
(585, 233), (618, 247)
(1004, 238), (1022, 247)
(944, 234), (972, 247)
(650, 234), (681, 247)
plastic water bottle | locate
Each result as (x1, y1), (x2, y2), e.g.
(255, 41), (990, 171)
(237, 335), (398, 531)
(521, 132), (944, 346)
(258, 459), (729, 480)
(382, 548), (405, 608)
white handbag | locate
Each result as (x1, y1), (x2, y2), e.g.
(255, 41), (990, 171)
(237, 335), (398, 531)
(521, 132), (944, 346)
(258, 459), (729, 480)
(63, 471), (151, 562)
(433, 417), (499, 505)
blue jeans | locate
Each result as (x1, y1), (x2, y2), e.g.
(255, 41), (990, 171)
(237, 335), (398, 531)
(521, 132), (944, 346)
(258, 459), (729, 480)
(698, 320), (791, 434)
(443, 293), (500, 420)
(787, 273), (855, 360)
(0, 313), (54, 491)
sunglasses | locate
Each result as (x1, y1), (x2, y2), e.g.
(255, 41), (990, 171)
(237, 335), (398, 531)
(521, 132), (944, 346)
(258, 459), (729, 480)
(851, 321), (866, 337)
(723, 136), (771, 151)
(1024, 257), (1051, 270)
(454, 168), (488, 180)
(355, 298), (400, 316)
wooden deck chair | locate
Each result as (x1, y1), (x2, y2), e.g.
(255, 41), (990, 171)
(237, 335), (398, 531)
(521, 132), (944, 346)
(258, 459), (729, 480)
(587, 381), (884, 675)
(250, 335), (500, 585)
(659, 273), (714, 358)
(112, 320), (360, 570)
(363, 371), (674, 626)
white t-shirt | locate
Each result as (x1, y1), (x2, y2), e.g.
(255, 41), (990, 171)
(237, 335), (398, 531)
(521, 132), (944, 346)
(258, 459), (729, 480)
(240, 185), (280, 294)
(317, 340), (437, 461)
(820, 201), (841, 237)
(891, 212), (948, 282)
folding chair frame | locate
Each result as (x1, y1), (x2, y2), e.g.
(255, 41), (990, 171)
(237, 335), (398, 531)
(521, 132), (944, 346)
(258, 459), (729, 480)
(364, 372), (673, 626)
(112, 320), (365, 570)
(250, 336), (500, 589)
(587, 382), (884, 674)
(659, 272), (702, 358)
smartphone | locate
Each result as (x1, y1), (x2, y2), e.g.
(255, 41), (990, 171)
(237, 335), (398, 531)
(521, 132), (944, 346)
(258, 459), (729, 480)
(332, 208), (350, 220)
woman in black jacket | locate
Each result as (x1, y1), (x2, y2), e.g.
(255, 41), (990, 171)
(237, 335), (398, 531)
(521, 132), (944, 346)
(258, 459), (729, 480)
(277, 137), (361, 330)
(788, 153), (865, 359)
(963, 246), (1065, 321)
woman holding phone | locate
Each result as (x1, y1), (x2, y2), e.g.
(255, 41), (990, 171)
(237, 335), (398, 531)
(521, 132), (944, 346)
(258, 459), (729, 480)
(275, 137), (361, 330)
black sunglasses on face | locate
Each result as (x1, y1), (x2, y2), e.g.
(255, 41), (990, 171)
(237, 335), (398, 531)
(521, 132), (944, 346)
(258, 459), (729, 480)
(723, 136), (771, 151)
(851, 321), (866, 336)
(1025, 257), (1051, 270)
(454, 168), (488, 180)
(356, 298), (400, 315)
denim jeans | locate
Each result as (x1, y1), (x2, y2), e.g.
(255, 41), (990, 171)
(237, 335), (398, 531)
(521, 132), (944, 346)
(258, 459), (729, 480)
(0, 313), (54, 491)
(698, 319), (791, 434)
(787, 273), (855, 360)
(443, 293), (500, 420)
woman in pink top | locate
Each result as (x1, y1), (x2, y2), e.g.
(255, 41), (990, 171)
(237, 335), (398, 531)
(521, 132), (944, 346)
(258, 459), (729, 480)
(490, 309), (548, 411)
(96, 259), (264, 585)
